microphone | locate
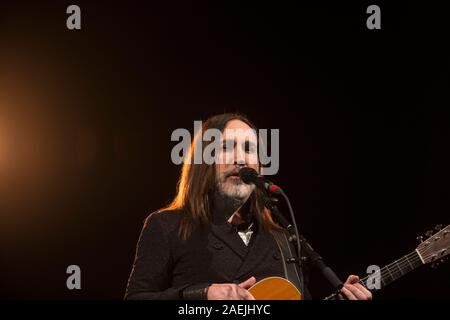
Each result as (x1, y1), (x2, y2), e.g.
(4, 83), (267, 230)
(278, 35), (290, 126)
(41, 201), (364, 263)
(238, 167), (282, 195)
(239, 166), (344, 294)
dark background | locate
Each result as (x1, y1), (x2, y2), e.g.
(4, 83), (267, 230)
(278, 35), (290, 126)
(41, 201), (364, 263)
(0, 1), (449, 299)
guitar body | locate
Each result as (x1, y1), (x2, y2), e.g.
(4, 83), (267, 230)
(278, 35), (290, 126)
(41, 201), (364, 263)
(248, 277), (302, 300)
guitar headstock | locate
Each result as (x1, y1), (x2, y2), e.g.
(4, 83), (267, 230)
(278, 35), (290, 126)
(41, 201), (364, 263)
(416, 224), (450, 266)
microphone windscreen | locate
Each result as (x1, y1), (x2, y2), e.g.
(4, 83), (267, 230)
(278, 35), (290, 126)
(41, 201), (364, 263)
(238, 167), (259, 184)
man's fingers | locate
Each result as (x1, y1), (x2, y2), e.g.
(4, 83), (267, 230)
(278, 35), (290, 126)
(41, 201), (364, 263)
(237, 286), (255, 300)
(343, 284), (368, 300)
(354, 283), (373, 300)
(237, 278), (256, 300)
(346, 274), (360, 284)
(344, 274), (373, 300)
(340, 286), (357, 300)
(238, 276), (256, 289)
(241, 288), (256, 300)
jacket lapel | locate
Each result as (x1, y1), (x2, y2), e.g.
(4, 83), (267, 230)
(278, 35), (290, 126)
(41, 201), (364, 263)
(233, 227), (276, 280)
(210, 222), (249, 259)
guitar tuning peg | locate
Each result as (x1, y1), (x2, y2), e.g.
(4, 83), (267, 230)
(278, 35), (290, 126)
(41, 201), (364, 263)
(435, 224), (443, 231)
(431, 262), (440, 269)
(425, 230), (434, 237)
(416, 236), (423, 243)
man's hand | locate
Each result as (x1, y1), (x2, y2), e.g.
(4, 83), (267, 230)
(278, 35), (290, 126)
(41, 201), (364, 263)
(340, 275), (372, 300)
(207, 276), (256, 300)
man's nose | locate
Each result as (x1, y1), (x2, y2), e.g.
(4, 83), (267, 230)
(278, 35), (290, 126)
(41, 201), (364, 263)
(233, 146), (246, 166)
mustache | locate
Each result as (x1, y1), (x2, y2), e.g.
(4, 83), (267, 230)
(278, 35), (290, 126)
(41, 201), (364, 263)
(224, 170), (240, 178)
(223, 167), (252, 178)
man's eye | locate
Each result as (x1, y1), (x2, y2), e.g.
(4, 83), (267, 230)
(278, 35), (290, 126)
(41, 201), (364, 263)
(244, 142), (256, 153)
(222, 141), (234, 151)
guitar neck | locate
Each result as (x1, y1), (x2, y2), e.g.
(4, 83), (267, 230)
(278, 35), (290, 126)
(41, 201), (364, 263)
(359, 250), (424, 289)
(324, 250), (424, 300)
(324, 224), (450, 299)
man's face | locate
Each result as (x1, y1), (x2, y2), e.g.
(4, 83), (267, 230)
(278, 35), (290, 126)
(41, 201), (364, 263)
(215, 119), (258, 200)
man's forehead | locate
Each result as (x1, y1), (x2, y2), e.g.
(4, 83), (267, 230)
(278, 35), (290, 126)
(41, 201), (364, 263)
(222, 128), (257, 142)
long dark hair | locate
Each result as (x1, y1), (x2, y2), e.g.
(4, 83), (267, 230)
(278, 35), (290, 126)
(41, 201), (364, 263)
(160, 113), (279, 240)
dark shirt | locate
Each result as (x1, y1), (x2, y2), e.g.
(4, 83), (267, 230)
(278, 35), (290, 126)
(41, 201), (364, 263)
(125, 209), (310, 300)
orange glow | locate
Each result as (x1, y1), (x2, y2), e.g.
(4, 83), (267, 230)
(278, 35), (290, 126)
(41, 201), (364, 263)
(0, 110), (15, 178)
(0, 44), (81, 242)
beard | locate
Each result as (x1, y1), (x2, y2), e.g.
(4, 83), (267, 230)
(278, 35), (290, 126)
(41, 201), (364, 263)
(214, 174), (255, 221)
(216, 174), (255, 201)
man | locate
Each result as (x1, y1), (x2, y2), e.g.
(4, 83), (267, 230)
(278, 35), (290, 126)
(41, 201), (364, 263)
(125, 113), (372, 300)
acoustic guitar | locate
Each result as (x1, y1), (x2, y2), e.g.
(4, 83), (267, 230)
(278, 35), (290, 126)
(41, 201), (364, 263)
(248, 224), (450, 300)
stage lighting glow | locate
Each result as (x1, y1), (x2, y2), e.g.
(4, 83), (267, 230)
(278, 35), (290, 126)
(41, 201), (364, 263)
(0, 118), (12, 177)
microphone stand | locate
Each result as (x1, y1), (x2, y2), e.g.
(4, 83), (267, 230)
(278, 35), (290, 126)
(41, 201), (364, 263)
(263, 192), (344, 298)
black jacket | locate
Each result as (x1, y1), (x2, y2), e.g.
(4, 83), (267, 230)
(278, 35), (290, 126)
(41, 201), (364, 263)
(125, 209), (310, 300)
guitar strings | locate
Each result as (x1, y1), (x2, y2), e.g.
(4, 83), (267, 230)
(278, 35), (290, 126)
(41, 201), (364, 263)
(357, 251), (422, 287)
(361, 251), (422, 283)
(339, 231), (449, 290)
(358, 249), (443, 288)
(358, 228), (449, 287)
(358, 257), (415, 285)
